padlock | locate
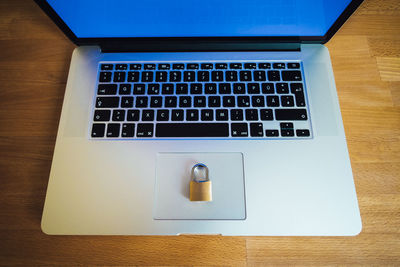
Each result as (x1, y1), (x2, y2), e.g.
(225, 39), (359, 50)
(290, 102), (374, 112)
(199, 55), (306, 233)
(189, 163), (212, 202)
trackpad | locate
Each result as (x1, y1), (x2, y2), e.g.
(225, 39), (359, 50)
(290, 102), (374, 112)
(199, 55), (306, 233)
(154, 152), (246, 220)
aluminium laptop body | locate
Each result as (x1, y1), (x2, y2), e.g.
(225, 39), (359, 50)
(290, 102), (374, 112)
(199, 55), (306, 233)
(36, 0), (363, 235)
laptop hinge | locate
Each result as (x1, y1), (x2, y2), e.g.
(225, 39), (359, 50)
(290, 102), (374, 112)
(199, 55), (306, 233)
(99, 41), (301, 53)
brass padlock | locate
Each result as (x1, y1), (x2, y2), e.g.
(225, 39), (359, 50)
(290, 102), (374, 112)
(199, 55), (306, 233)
(189, 163), (212, 201)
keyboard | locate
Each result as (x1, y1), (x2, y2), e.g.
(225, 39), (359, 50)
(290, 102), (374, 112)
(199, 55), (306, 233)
(91, 61), (311, 139)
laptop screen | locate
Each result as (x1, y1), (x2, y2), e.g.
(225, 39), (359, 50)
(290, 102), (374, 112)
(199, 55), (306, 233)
(46, 0), (352, 38)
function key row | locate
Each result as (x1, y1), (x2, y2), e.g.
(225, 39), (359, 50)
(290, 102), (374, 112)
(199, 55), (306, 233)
(100, 62), (300, 71)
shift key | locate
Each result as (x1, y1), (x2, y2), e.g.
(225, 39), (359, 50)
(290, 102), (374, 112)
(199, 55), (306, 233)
(275, 109), (308, 120)
(96, 97), (119, 108)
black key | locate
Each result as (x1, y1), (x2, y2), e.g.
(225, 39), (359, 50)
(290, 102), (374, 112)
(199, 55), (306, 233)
(170, 71), (182, 82)
(266, 130), (279, 137)
(179, 96), (191, 107)
(252, 95), (265, 107)
(99, 71), (112, 82)
(127, 71), (140, 82)
(226, 71), (238, 81)
(281, 129), (294, 137)
(280, 122), (294, 137)
(190, 83), (203, 94)
(106, 123), (120, 137)
(267, 71), (280, 81)
(260, 109), (273, 120)
(230, 63), (242, 69)
(158, 63), (170, 70)
(176, 84), (188, 94)
(96, 97), (119, 108)
(233, 83), (246, 94)
(250, 123), (263, 137)
(273, 63), (286, 69)
(266, 95), (279, 107)
(290, 83), (306, 107)
(282, 71), (302, 81)
(91, 123), (105, 137)
(231, 123), (248, 137)
(137, 123), (154, 137)
(198, 71), (210, 82)
(155, 71), (168, 82)
(112, 109), (125, 121)
(184, 71), (195, 82)
(187, 63), (199, 70)
(262, 83), (274, 94)
(148, 84), (160, 95)
(230, 109), (244, 121)
(259, 63), (271, 69)
(115, 64), (127, 70)
(276, 83), (289, 94)
(254, 71), (266, 81)
(171, 109), (184, 121)
(281, 95), (295, 107)
(156, 123), (229, 137)
(219, 83), (231, 94)
(240, 71), (252, 81)
(275, 109), (308, 120)
(127, 109), (140, 121)
(247, 83), (260, 94)
(157, 109), (169, 121)
(194, 96), (206, 107)
(287, 62), (300, 69)
(133, 84), (145, 95)
(121, 96), (134, 108)
(142, 109), (155, 121)
(296, 129), (310, 137)
(222, 96), (235, 107)
(121, 123), (135, 137)
(215, 109), (228, 121)
(150, 96), (162, 107)
(113, 71), (126, 82)
(201, 109), (214, 121)
(119, 84), (131, 94)
(208, 96), (221, 107)
(142, 71), (154, 82)
(237, 96), (250, 107)
(201, 63), (213, 69)
(93, 110), (111, 121)
(215, 63), (227, 69)
(130, 64), (142, 70)
(144, 64), (156, 70)
(205, 83), (217, 94)
(245, 109), (258, 121)
(172, 64), (185, 70)
(211, 71), (224, 81)
(244, 63), (256, 69)
(186, 109), (199, 121)
(165, 96), (177, 107)
(98, 84), (117, 95)
(162, 83), (174, 95)
(135, 96), (148, 107)
(100, 64), (113, 70)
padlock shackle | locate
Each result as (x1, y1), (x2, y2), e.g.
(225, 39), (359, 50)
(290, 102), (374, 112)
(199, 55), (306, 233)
(191, 163), (209, 183)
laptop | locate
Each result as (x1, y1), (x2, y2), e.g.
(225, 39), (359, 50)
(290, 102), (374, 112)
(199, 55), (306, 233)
(36, 0), (363, 235)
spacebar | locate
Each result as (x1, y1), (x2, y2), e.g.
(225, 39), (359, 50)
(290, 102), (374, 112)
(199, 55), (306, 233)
(156, 123), (229, 137)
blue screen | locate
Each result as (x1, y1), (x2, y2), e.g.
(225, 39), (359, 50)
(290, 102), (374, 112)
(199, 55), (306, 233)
(47, 0), (351, 38)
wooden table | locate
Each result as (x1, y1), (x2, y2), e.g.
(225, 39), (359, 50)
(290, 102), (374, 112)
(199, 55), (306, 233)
(0, 0), (399, 265)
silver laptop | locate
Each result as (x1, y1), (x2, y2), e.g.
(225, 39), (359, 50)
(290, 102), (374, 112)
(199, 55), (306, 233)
(36, 0), (363, 235)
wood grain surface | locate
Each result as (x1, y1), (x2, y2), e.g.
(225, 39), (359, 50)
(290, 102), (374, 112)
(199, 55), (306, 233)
(0, 0), (399, 265)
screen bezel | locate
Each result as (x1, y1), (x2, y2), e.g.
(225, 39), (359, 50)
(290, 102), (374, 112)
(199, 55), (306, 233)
(34, 0), (364, 51)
